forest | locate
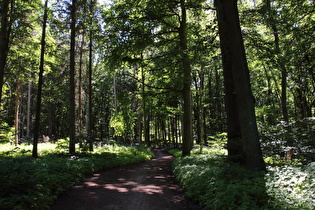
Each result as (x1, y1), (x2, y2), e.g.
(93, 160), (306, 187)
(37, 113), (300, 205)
(0, 0), (315, 209)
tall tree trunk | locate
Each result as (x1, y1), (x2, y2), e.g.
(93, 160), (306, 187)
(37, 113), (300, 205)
(78, 34), (84, 148)
(0, 0), (10, 105)
(14, 79), (21, 146)
(180, 0), (193, 157)
(221, 42), (243, 159)
(176, 114), (180, 147)
(194, 65), (205, 152)
(26, 81), (31, 137)
(88, 0), (94, 151)
(113, 76), (117, 113)
(214, 66), (223, 131)
(193, 73), (201, 145)
(141, 54), (150, 145)
(262, 65), (277, 123)
(199, 67), (205, 152)
(215, 0), (265, 171)
(69, 0), (77, 154)
(33, 0), (48, 158)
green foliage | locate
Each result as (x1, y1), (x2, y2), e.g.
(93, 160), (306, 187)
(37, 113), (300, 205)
(207, 132), (228, 152)
(259, 118), (315, 162)
(166, 148), (182, 158)
(0, 123), (15, 143)
(166, 133), (227, 158)
(173, 154), (269, 209)
(0, 143), (153, 209)
(55, 138), (69, 152)
(172, 153), (315, 209)
(264, 155), (303, 166)
(266, 164), (315, 209)
(110, 112), (128, 137)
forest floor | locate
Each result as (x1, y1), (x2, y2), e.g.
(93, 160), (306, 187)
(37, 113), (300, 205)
(51, 148), (201, 210)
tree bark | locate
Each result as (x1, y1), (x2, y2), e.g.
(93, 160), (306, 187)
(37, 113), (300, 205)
(26, 81), (31, 138)
(0, 0), (11, 105)
(14, 79), (21, 146)
(222, 44), (243, 159)
(215, 0), (266, 170)
(78, 34), (84, 148)
(88, 0), (94, 151)
(33, 0), (48, 158)
(199, 67), (205, 152)
(180, 0), (193, 157)
(69, 0), (77, 154)
(140, 54), (150, 145)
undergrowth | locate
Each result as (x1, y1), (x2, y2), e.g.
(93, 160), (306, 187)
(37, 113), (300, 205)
(0, 142), (153, 210)
(168, 147), (315, 209)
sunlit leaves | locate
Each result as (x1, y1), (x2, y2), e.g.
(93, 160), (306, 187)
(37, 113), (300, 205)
(172, 151), (315, 209)
(266, 164), (315, 209)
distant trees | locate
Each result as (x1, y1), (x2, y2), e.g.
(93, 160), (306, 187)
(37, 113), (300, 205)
(241, 0), (315, 123)
(104, 0), (208, 155)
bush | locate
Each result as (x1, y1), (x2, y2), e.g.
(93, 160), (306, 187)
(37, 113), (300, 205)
(259, 119), (315, 163)
(173, 154), (269, 209)
(172, 153), (315, 209)
(0, 123), (15, 143)
(266, 164), (315, 209)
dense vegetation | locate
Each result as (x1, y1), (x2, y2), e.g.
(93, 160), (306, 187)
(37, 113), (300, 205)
(0, 0), (315, 208)
(0, 142), (153, 209)
(167, 144), (315, 209)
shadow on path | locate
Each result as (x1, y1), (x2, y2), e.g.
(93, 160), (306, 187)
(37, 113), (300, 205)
(51, 148), (201, 210)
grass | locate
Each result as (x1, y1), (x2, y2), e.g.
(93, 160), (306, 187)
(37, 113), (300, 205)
(0, 142), (153, 210)
(167, 147), (315, 209)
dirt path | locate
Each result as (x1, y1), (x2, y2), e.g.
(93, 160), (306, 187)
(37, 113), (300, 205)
(51, 148), (201, 210)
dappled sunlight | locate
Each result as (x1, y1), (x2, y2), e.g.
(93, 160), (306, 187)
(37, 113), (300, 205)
(81, 173), (177, 196)
(76, 154), (179, 196)
(90, 174), (101, 181)
(132, 184), (163, 194)
(153, 175), (168, 179)
(49, 148), (202, 210)
(84, 182), (99, 187)
(103, 183), (129, 192)
(161, 155), (174, 160)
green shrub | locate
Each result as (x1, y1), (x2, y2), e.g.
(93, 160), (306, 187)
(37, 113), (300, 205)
(266, 164), (315, 209)
(173, 155), (270, 209)
(55, 138), (70, 152)
(172, 154), (315, 209)
(0, 123), (15, 143)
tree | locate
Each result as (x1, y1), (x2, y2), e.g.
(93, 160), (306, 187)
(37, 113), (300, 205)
(104, 0), (208, 152)
(180, 0), (193, 156)
(0, 0), (11, 105)
(264, 0), (289, 123)
(215, 0), (265, 170)
(33, 0), (49, 158)
(69, 0), (77, 154)
(87, 0), (97, 151)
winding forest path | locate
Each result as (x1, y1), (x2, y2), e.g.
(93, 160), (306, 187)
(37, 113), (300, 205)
(51, 148), (201, 210)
